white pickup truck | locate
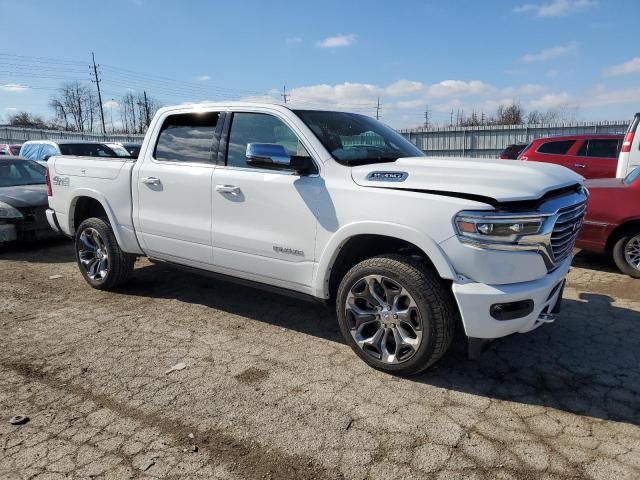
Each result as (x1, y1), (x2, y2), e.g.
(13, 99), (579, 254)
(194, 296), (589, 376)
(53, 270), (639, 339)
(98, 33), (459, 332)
(46, 103), (587, 375)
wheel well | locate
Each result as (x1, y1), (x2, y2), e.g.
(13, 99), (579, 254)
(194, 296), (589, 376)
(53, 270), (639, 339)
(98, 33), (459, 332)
(72, 197), (107, 234)
(327, 234), (442, 301)
(605, 220), (640, 252)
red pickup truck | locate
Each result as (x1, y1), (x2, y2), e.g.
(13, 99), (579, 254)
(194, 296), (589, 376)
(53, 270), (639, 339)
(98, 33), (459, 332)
(518, 134), (623, 179)
(576, 167), (640, 277)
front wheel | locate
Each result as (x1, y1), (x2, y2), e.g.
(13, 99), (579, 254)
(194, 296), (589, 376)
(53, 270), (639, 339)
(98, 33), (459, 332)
(612, 228), (640, 278)
(75, 217), (135, 290)
(336, 254), (456, 376)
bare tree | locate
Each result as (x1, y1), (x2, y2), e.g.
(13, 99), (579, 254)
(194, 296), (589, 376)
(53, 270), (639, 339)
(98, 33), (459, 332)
(118, 91), (161, 134)
(49, 81), (104, 132)
(495, 102), (524, 125)
(8, 111), (48, 129)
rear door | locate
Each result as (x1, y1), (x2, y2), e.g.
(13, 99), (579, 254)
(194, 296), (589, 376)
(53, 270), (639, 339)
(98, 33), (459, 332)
(532, 139), (576, 170)
(574, 138), (620, 179)
(133, 110), (221, 266)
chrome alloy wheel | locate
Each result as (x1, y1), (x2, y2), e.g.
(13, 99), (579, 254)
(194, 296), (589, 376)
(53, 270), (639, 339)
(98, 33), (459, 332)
(78, 227), (109, 281)
(345, 275), (423, 364)
(624, 234), (640, 271)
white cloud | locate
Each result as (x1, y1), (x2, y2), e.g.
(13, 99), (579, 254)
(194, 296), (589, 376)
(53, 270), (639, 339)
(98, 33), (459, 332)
(522, 43), (577, 62)
(500, 84), (547, 96)
(0, 83), (29, 92)
(527, 92), (572, 109)
(316, 33), (357, 48)
(103, 100), (120, 109)
(603, 57), (640, 77)
(385, 80), (425, 96)
(286, 36), (302, 45)
(515, 0), (597, 17)
(194, 75), (211, 81)
(582, 87), (640, 107)
(428, 80), (494, 98)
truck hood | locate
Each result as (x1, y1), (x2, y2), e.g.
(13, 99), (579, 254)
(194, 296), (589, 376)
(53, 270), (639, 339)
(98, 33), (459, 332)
(0, 184), (48, 208)
(350, 157), (583, 203)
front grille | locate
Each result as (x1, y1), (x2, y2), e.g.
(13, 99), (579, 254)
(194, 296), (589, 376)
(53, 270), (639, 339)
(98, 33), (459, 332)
(550, 201), (586, 264)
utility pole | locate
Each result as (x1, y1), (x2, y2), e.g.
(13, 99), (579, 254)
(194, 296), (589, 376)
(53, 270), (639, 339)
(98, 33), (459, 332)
(90, 52), (107, 134)
(281, 85), (289, 104)
(450, 110), (454, 127)
(143, 90), (150, 127)
(481, 111), (485, 126)
(424, 105), (429, 129)
(375, 96), (380, 120)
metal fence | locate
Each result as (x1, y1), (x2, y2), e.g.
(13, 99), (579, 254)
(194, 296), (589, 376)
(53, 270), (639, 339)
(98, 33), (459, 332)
(0, 126), (145, 144)
(398, 120), (630, 158)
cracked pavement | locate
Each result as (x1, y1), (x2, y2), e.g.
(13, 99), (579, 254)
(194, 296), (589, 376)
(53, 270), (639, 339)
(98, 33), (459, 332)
(1, 241), (639, 479)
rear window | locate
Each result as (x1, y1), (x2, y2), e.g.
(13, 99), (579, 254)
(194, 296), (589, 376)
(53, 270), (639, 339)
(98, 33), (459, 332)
(154, 112), (219, 163)
(0, 160), (45, 187)
(537, 140), (575, 155)
(576, 139), (620, 159)
(59, 143), (117, 157)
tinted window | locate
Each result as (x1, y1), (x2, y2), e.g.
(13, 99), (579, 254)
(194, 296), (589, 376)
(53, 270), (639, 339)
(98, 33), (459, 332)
(0, 160), (45, 187)
(226, 113), (308, 169)
(537, 140), (575, 155)
(154, 112), (219, 162)
(58, 143), (116, 157)
(9, 146), (21, 155)
(580, 139), (619, 159)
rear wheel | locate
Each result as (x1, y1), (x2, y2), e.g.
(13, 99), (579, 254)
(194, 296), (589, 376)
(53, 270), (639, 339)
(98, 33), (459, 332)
(336, 254), (456, 376)
(75, 217), (135, 290)
(612, 228), (640, 278)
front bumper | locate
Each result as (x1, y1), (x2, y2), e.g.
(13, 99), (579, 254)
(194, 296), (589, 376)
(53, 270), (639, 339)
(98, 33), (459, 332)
(452, 255), (571, 339)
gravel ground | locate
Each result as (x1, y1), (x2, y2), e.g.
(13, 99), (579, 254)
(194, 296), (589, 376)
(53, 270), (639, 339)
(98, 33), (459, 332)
(1, 240), (639, 479)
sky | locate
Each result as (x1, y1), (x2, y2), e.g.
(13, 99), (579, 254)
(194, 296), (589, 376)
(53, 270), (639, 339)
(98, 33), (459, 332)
(1, 0), (639, 129)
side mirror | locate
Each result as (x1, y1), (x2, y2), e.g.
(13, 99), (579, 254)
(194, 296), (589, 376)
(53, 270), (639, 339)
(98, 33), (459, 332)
(246, 143), (316, 175)
(42, 155), (51, 162)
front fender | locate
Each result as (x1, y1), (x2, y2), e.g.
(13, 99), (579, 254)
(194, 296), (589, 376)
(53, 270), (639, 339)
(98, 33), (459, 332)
(312, 221), (457, 299)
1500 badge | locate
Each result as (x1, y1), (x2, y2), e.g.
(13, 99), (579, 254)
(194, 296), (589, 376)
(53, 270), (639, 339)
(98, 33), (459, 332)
(367, 171), (408, 182)
(53, 176), (70, 187)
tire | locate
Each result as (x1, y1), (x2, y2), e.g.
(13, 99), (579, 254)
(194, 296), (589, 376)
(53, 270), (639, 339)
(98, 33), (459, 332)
(75, 217), (135, 290)
(612, 228), (640, 278)
(336, 254), (456, 376)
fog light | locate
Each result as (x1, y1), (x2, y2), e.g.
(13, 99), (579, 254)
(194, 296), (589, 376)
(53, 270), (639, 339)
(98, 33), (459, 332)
(490, 300), (534, 321)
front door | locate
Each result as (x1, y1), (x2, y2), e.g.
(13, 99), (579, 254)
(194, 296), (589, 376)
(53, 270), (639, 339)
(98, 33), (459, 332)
(211, 111), (320, 292)
(134, 110), (220, 266)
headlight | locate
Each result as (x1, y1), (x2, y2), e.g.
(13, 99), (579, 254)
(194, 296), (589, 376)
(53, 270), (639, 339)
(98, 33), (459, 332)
(0, 201), (23, 219)
(455, 211), (545, 244)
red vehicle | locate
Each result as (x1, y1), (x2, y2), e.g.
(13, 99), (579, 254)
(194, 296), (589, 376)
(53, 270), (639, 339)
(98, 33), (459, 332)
(576, 167), (640, 277)
(518, 134), (623, 179)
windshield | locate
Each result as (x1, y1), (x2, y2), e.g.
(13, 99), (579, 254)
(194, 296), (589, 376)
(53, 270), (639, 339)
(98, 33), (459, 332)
(293, 110), (424, 166)
(59, 143), (117, 157)
(0, 160), (45, 187)
(624, 167), (640, 185)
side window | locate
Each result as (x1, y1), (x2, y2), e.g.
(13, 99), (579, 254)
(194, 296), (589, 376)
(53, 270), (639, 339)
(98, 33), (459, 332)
(537, 140), (575, 155)
(154, 112), (219, 162)
(226, 112), (309, 169)
(576, 141), (588, 157)
(584, 139), (619, 159)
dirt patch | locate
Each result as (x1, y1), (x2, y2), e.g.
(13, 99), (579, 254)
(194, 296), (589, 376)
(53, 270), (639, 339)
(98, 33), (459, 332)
(234, 367), (270, 385)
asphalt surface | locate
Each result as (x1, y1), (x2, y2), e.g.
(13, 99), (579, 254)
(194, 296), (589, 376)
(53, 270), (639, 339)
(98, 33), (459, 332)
(1, 240), (639, 479)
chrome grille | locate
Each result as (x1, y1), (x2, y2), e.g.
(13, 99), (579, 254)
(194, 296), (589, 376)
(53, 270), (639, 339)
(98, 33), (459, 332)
(550, 201), (586, 264)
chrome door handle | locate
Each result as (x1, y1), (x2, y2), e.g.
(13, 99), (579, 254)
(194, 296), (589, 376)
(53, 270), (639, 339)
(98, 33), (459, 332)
(574, 163), (586, 168)
(215, 184), (241, 195)
(141, 176), (161, 185)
